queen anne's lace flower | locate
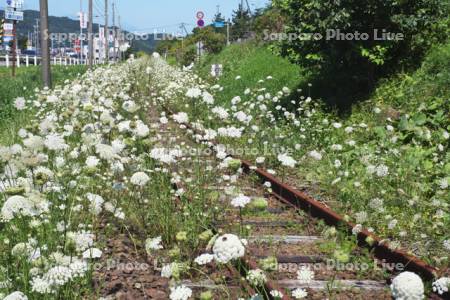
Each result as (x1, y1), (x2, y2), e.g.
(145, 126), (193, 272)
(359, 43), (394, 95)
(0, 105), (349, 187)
(194, 253), (214, 265)
(231, 194), (251, 208)
(161, 263), (174, 278)
(169, 285), (192, 300)
(212, 106), (229, 119)
(3, 291), (28, 300)
(278, 153), (297, 168)
(145, 236), (163, 252)
(390, 272), (424, 300)
(86, 193), (104, 215)
(246, 269), (267, 287)
(173, 112), (189, 124)
(432, 277), (450, 295)
(67, 231), (95, 252)
(292, 288), (308, 299)
(212, 234), (245, 263)
(186, 87), (202, 98)
(95, 144), (115, 160)
(308, 150), (322, 161)
(82, 248), (103, 259)
(1, 196), (36, 221)
(14, 97), (26, 110)
(44, 134), (68, 151)
(270, 290), (284, 299)
(297, 266), (315, 284)
(130, 172), (150, 186)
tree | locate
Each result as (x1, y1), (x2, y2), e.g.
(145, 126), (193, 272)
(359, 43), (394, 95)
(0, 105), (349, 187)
(253, 8), (285, 42)
(273, 0), (450, 107)
(193, 27), (226, 54)
(231, 3), (253, 41)
(18, 37), (28, 51)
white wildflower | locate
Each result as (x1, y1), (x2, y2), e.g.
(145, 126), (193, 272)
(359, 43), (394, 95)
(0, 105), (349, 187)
(173, 112), (189, 124)
(231, 194), (251, 208)
(297, 266), (314, 284)
(278, 153), (297, 168)
(186, 87), (202, 98)
(82, 248), (103, 259)
(308, 150), (322, 161)
(212, 234), (245, 263)
(270, 290), (284, 299)
(130, 172), (150, 186)
(194, 254), (214, 265)
(432, 277), (450, 295)
(169, 285), (192, 300)
(390, 272), (424, 300)
(145, 236), (163, 252)
(14, 97), (26, 110)
(246, 269), (267, 287)
(3, 291), (28, 300)
(292, 288), (308, 299)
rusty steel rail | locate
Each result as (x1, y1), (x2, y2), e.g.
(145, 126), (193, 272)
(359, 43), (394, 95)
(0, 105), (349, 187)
(161, 105), (448, 300)
(240, 160), (439, 280)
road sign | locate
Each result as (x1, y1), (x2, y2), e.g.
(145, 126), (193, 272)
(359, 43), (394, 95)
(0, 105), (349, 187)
(5, 8), (24, 21)
(196, 11), (205, 20)
(214, 21), (225, 28)
(3, 36), (13, 43)
(6, 0), (24, 9)
(197, 19), (205, 28)
(3, 23), (13, 31)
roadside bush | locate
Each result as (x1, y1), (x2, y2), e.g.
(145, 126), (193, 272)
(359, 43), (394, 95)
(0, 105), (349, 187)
(272, 0), (450, 107)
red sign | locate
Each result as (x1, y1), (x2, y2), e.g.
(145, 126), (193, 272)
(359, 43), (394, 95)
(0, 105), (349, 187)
(196, 11), (204, 20)
(74, 39), (81, 52)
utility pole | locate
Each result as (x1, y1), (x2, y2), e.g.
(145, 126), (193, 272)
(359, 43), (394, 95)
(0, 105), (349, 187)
(88, 0), (93, 67)
(79, 0), (85, 64)
(118, 15), (122, 61)
(112, 1), (116, 62)
(40, 0), (52, 88)
(104, 0), (109, 63)
(11, 18), (17, 77)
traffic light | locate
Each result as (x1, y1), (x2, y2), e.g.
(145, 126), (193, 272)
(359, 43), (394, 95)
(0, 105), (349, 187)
(0, 19), (4, 44)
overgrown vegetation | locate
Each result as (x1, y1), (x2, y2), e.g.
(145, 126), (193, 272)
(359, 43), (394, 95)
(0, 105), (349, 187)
(0, 66), (87, 120)
(197, 43), (305, 105)
(272, 0), (450, 107)
(178, 41), (450, 268)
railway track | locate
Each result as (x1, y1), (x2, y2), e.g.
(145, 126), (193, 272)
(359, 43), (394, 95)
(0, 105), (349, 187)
(93, 97), (447, 298)
(140, 102), (435, 299)
(150, 103), (448, 300)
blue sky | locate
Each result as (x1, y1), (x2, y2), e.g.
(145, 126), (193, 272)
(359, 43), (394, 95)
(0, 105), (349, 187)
(18, 0), (270, 33)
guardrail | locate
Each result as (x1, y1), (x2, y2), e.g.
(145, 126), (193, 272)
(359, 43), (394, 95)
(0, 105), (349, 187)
(0, 55), (105, 67)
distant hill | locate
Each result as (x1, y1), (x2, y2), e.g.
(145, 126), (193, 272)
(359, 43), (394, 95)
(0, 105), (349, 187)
(1, 9), (158, 53)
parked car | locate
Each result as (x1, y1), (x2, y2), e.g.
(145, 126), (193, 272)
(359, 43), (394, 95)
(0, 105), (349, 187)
(22, 50), (38, 56)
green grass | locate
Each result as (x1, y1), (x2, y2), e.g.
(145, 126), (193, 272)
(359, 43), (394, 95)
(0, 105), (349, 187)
(185, 41), (450, 266)
(367, 42), (450, 115)
(197, 43), (306, 104)
(0, 65), (87, 120)
(0, 65), (87, 144)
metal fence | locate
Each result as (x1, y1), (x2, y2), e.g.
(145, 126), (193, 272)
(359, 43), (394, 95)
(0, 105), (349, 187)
(0, 55), (103, 67)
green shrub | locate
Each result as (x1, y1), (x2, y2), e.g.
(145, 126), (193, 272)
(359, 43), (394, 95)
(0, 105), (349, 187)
(273, 0), (450, 107)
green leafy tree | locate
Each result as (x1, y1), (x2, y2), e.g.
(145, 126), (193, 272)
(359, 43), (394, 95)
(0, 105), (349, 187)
(273, 0), (450, 107)
(231, 3), (253, 41)
(193, 27), (227, 54)
(253, 8), (286, 42)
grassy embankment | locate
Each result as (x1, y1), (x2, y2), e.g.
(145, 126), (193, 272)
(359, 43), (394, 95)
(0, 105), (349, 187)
(194, 42), (449, 265)
(0, 65), (87, 144)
